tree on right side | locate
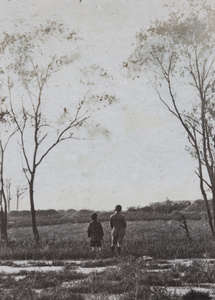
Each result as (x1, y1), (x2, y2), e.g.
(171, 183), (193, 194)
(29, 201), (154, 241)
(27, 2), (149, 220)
(125, 2), (215, 235)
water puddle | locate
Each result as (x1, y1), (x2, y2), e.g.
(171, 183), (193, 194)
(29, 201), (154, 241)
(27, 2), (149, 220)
(0, 265), (63, 274)
(61, 280), (84, 288)
(12, 260), (83, 266)
(166, 286), (215, 298)
(85, 295), (122, 300)
(0, 260), (117, 275)
(165, 258), (215, 267)
(76, 266), (117, 275)
(0, 258), (215, 299)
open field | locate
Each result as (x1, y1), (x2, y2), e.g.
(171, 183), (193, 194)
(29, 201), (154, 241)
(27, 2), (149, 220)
(3, 219), (215, 260)
(0, 219), (215, 299)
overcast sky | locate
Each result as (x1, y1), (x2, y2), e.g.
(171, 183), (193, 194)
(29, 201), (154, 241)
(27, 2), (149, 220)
(1, 0), (206, 211)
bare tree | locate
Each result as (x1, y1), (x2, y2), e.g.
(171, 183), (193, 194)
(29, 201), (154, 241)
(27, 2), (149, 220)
(2, 22), (116, 242)
(5, 179), (11, 213)
(16, 185), (27, 211)
(0, 101), (16, 243)
(126, 2), (215, 235)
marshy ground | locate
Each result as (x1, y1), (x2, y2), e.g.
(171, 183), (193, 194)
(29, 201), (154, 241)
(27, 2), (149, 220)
(1, 219), (215, 299)
(0, 257), (215, 299)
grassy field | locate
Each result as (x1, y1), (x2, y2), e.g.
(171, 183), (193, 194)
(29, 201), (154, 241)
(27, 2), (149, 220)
(0, 219), (214, 299)
(2, 219), (214, 260)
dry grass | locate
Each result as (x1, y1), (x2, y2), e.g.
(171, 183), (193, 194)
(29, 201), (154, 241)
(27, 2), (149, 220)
(0, 219), (213, 299)
(2, 219), (213, 260)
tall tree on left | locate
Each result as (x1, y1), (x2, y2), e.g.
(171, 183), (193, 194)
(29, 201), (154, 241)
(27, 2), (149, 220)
(0, 98), (17, 244)
(1, 22), (116, 243)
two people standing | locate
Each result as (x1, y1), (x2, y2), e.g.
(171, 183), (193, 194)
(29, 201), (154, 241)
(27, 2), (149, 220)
(87, 205), (127, 256)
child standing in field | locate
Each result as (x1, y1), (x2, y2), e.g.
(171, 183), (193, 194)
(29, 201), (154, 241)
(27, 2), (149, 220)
(87, 213), (104, 255)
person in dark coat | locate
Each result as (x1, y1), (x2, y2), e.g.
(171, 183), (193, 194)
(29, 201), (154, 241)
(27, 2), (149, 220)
(87, 213), (104, 253)
(110, 205), (127, 255)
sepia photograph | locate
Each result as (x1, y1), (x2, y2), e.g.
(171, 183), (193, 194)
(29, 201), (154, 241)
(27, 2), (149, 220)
(0, 0), (215, 299)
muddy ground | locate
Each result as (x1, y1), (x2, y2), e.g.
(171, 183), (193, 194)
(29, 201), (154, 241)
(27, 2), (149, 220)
(0, 257), (215, 299)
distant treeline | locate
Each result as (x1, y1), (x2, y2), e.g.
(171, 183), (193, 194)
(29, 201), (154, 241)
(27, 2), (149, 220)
(7, 199), (207, 228)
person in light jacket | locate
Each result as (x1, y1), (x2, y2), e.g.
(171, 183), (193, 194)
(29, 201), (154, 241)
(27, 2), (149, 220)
(110, 205), (127, 255)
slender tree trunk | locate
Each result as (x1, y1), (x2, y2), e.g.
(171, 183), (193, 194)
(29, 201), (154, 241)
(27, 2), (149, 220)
(2, 212), (7, 242)
(29, 177), (39, 243)
(1, 205), (5, 242)
(1, 192), (8, 243)
(200, 180), (214, 235)
(0, 148), (7, 243)
(3, 197), (7, 242)
(6, 181), (11, 213)
(212, 190), (215, 233)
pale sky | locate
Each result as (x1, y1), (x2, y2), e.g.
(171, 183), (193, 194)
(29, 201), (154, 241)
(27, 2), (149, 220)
(1, 0), (205, 211)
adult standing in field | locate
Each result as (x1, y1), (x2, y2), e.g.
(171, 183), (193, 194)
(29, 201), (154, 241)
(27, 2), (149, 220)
(110, 205), (127, 255)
